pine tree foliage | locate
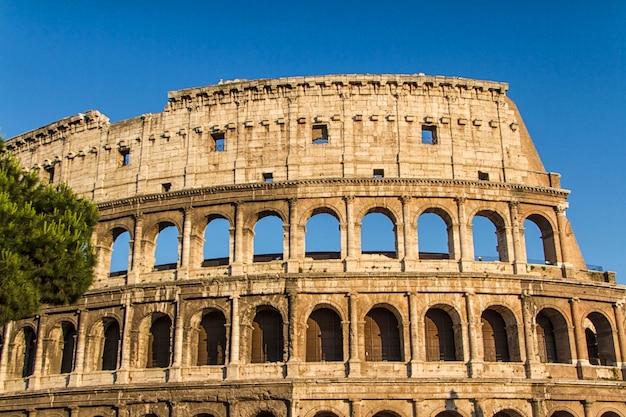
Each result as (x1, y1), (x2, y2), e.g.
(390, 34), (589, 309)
(0, 145), (98, 324)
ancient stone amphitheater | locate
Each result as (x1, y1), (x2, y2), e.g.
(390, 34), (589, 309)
(2, 74), (625, 417)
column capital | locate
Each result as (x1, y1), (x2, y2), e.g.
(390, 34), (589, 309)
(455, 196), (467, 205)
(343, 194), (355, 203)
(399, 195), (412, 204)
(555, 203), (568, 215)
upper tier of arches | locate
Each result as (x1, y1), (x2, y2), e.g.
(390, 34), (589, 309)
(95, 191), (602, 288)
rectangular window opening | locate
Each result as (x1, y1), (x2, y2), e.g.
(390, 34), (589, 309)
(312, 124), (329, 144)
(373, 169), (384, 178)
(211, 132), (225, 152)
(162, 183), (171, 192)
(478, 171), (490, 181)
(421, 125), (437, 145)
(46, 167), (55, 183)
(263, 172), (273, 182)
(119, 149), (130, 166)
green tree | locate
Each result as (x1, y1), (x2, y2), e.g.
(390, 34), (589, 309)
(0, 142), (98, 324)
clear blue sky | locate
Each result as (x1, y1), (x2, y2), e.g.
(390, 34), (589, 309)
(1, 1), (624, 282)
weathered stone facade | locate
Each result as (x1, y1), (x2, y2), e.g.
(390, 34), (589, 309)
(1, 74), (625, 417)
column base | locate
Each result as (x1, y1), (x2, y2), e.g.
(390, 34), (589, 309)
(348, 360), (361, 377)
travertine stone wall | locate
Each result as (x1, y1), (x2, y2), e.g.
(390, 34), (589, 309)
(1, 75), (624, 417)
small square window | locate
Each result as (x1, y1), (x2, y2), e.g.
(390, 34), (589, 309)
(421, 125), (437, 145)
(162, 183), (171, 192)
(373, 169), (384, 178)
(478, 171), (489, 181)
(312, 124), (329, 144)
(211, 132), (225, 152)
(119, 149), (130, 166)
(263, 172), (273, 182)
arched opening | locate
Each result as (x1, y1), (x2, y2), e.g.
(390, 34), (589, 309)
(110, 228), (131, 275)
(154, 223), (179, 269)
(256, 413), (276, 417)
(314, 413), (340, 417)
(418, 211), (452, 260)
(101, 318), (120, 370)
(600, 413), (621, 417)
(20, 327), (36, 378)
(147, 314), (172, 368)
(203, 216), (230, 266)
(306, 308), (343, 362)
(472, 211), (508, 262)
(305, 212), (341, 260)
(425, 308), (457, 361)
(373, 413), (401, 417)
(195, 414), (216, 417)
(364, 307), (402, 361)
(481, 308), (519, 362)
(493, 411), (523, 417)
(197, 310), (226, 366)
(524, 214), (557, 265)
(550, 412), (575, 417)
(253, 213), (284, 262)
(50, 321), (76, 374)
(536, 308), (571, 364)
(251, 308), (284, 363)
(585, 312), (617, 366)
(434, 413), (463, 417)
(361, 211), (397, 258)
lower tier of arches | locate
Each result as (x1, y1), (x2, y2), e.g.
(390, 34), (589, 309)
(0, 382), (623, 417)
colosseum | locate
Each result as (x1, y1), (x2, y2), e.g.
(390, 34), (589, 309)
(1, 74), (625, 417)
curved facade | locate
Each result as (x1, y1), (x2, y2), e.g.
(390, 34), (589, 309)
(1, 74), (625, 417)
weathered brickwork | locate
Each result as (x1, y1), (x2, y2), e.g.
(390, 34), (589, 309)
(1, 74), (624, 417)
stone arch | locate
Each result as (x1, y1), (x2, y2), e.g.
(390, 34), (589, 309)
(313, 412), (341, 417)
(548, 410), (577, 417)
(9, 325), (37, 378)
(424, 304), (463, 361)
(136, 312), (173, 369)
(493, 409), (525, 417)
(153, 221), (180, 268)
(305, 208), (342, 260)
(140, 213), (183, 269)
(417, 206), (455, 260)
(251, 210), (285, 262)
(364, 306), (403, 362)
(536, 308), (572, 364)
(369, 411), (403, 417)
(302, 405), (344, 417)
(44, 320), (77, 374)
(433, 410), (466, 417)
(360, 207), (399, 258)
(250, 306), (285, 363)
(598, 410), (623, 417)
(202, 214), (232, 266)
(194, 309), (227, 366)
(524, 213), (558, 265)
(106, 226), (133, 275)
(471, 209), (509, 262)
(85, 316), (121, 371)
(305, 307), (343, 362)
(584, 311), (617, 366)
(481, 305), (521, 362)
